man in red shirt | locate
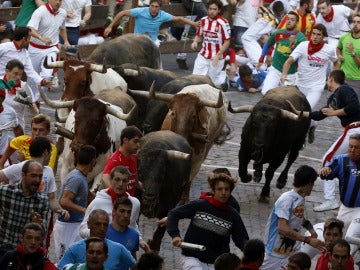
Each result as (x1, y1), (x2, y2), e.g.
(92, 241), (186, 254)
(102, 126), (142, 196)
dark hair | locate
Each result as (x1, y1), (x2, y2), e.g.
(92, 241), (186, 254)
(110, 166), (130, 178)
(31, 114), (51, 131)
(136, 253), (164, 270)
(5, 59), (24, 71)
(13, 27), (31, 41)
(329, 69), (345, 85)
(214, 253), (240, 270)
(242, 239), (265, 264)
(300, 0), (311, 7)
(149, 0), (162, 6)
(288, 252), (311, 269)
(120, 126), (142, 145)
(317, 0), (330, 6)
(272, 1), (285, 14)
(288, 11), (299, 22)
(313, 23), (328, 37)
(21, 223), (45, 237)
(212, 167), (231, 176)
(238, 65), (252, 79)
(329, 239), (350, 254)
(208, 172), (237, 192)
(207, 0), (223, 11)
(29, 136), (51, 158)
(77, 145), (96, 165)
(114, 197), (133, 210)
(324, 218), (344, 237)
(293, 165), (318, 188)
(85, 237), (108, 255)
(22, 160), (42, 174)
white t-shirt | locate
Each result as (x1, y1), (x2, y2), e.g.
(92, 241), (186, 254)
(28, 5), (67, 46)
(291, 41), (337, 88)
(3, 161), (57, 196)
(62, 0), (92, 27)
(316, 5), (351, 39)
(0, 107), (18, 155)
(233, 0), (257, 28)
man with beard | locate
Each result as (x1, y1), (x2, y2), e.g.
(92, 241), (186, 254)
(257, 11), (306, 95)
(0, 160), (49, 259)
(277, 0), (315, 40)
(337, 14), (360, 97)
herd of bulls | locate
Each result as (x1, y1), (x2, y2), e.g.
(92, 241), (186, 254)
(41, 34), (312, 251)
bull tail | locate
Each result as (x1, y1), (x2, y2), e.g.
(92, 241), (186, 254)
(214, 122), (232, 145)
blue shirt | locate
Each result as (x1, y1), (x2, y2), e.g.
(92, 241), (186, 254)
(130, 7), (173, 41)
(106, 224), (139, 253)
(327, 154), (360, 207)
(236, 69), (267, 92)
(57, 238), (136, 270)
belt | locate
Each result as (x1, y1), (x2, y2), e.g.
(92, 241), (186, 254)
(29, 41), (58, 49)
(347, 121), (360, 128)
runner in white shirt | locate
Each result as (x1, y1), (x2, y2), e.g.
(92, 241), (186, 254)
(0, 27), (52, 99)
(281, 23), (338, 110)
(191, 0), (232, 90)
(316, 0), (356, 50)
(0, 106), (20, 164)
(27, 0), (69, 102)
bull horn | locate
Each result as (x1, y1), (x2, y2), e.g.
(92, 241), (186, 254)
(89, 57), (107, 73)
(199, 92), (223, 108)
(166, 150), (190, 160)
(55, 123), (74, 140)
(105, 103), (136, 120)
(123, 69), (139, 76)
(55, 110), (67, 123)
(38, 86), (74, 108)
(43, 56), (64, 69)
(149, 81), (173, 102)
(191, 133), (209, 143)
(127, 88), (150, 98)
(280, 109), (299, 120)
(228, 102), (253, 113)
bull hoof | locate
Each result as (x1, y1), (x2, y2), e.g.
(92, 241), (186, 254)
(253, 175), (262, 183)
(147, 239), (161, 253)
(276, 180), (287, 189)
(258, 195), (270, 203)
(240, 174), (252, 183)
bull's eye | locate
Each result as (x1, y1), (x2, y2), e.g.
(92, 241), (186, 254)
(80, 80), (87, 86)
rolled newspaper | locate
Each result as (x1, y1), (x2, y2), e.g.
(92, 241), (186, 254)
(180, 242), (206, 251)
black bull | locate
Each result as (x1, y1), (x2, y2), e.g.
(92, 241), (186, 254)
(137, 130), (192, 251)
(229, 86), (311, 202)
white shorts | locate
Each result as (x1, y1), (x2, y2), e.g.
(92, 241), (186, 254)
(53, 220), (82, 261)
(260, 253), (289, 270)
(193, 53), (226, 87)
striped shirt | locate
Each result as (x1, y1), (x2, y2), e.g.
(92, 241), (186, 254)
(197, 15), (231, 60)
(0, 183), (49, 248)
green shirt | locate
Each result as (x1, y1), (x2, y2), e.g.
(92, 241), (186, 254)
(14, 0), (47, 26)
(338, 32), (360, 80)
(268, 29), (306, 74)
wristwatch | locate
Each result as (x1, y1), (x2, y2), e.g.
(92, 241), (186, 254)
(351, 52), (356, 58)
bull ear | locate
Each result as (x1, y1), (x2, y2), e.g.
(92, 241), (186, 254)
(166, 150), (191, 160)
(228, 102), (253, 113)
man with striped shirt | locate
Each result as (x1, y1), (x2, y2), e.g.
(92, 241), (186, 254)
(191, 0), (231, 91)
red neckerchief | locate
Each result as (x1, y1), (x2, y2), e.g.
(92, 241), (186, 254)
(13, 41), (21, 51)
(240, 262), (260, 270)
(107, 188), (128, 204)
(199, 192), (228, 211)
(16, 245), (46, 255)
(3, 74), (21, 95)
(308, 40), (325, 55)
(45, 3), (59, 16)
(322, 6), (334, 22)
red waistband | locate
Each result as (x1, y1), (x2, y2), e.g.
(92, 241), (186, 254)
(29, 41), (58, 49)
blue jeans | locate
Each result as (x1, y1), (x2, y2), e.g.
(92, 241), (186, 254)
(233, 26), (248, 50)
(59, 27), (79, 55)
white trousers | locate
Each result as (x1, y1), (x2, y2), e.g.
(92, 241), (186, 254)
(193, 53), (226, 87)
(345, 216), (360, 255)
(260, 253), (289, 270)
(241, 18), (274, 66)
(28, 45), (59, 101)
(322, 125), (360, 200)
(261, 66), (296, 95)
(181, 256), (214, 270)
(53, 220), (82, 261)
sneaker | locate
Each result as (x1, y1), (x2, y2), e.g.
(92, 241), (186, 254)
(176, 59), (188, 70)
(313, 200), (339, 212)
(308, 126), (316, 144)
